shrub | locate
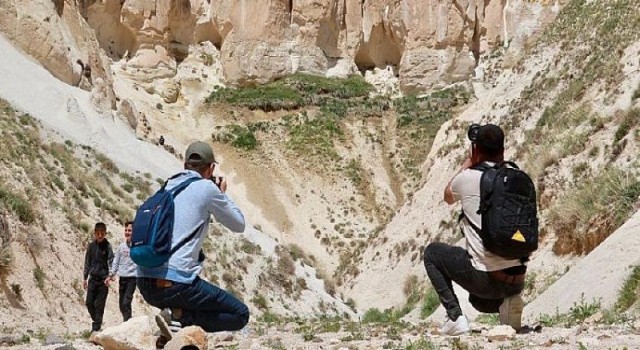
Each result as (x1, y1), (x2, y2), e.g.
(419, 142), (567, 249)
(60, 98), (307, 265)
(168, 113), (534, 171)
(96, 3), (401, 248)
(229, 125), (258, 150)
(95, 153), (119, 174)
(287, 115), (343, 159)
(615, 265), (640, 311)
(0, 246), (11, 275)
(34, 266), (45, 290)
(550, 167), (640, 255)
(421, 288), (440, 319)
(539, 295), (601, 327)
(207, 85), (304, 111)
(251, 294), (269, 310)
(614, 108), (640, 143)
(0, 186), (36, 224)
(403, 275), (421, 306)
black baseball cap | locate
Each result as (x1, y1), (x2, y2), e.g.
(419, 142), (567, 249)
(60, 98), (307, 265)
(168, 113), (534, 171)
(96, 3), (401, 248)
(475, 124), (504, 153)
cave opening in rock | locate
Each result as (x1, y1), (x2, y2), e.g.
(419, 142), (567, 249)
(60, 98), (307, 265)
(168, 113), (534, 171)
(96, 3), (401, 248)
(354, 24), (403, 75)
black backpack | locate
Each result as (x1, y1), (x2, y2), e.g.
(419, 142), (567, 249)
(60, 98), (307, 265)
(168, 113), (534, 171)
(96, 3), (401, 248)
(463, 161), (539, 260)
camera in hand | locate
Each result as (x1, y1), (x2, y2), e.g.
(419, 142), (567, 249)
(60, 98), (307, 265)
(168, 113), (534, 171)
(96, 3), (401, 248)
(210, 176), (224, 188)
(467, 123), (481, 142)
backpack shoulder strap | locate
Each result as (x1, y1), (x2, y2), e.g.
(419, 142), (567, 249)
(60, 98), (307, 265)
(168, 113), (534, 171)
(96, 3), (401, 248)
(169, 222), (204, 255)
(166, 177), (205, 255)
(168, 176), (203, 197)
(498, 160), (520, 170)
(470, 162), (492, 172)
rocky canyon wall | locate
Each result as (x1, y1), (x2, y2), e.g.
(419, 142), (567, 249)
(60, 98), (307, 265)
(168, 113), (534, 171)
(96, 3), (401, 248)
(0, 0), (559, 94)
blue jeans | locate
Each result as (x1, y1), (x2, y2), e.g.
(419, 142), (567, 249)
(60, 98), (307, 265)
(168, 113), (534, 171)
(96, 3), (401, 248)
(423, 242), (524, 320)
(137, 277), (250, 332)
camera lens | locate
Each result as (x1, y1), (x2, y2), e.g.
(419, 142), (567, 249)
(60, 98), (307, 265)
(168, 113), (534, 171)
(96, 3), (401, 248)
(468, 124), (481, 142)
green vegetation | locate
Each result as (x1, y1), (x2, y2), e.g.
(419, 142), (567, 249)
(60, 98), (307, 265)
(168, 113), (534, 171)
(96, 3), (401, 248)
(511, 0), (640, 175)
(614, 108), (640, 143)
(251, 294), (269, 310)
(475, 313), (499, 325)
(421, 288), (440, 319)
(538, 295), (602, 327)
(0, 186), (35, 224)
(257, 311), (282, 324)
(0, 97), (148, 243)
(286, 113), (343, 159)
(33, 266), (45, 290)
(207, 85), (304, 111)
(404, 338), (438, 350)
(206, 73), (372, 112)
(361, 307), (412, 324)
(540, 0), (640, 89)
(0, 246), (11, 275)
(614, 265), (640, 311)
(206, 74), (469, 199)
(549, 166), (640, 255)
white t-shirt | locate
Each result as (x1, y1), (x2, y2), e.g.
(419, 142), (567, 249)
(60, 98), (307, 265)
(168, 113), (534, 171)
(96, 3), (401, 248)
(450, 167), (524, 271)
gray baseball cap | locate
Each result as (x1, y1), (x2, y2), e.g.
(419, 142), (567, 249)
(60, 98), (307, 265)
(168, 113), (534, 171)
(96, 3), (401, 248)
(185, 141), (217, 165)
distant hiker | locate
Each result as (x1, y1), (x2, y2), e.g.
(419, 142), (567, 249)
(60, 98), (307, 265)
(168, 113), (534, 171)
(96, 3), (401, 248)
(83, 222), (114, 332)
(109, 221), (137, 322)
(424, 124), (538, 335)
(159, 135), (165, 146)
(135, 141), (248, 342)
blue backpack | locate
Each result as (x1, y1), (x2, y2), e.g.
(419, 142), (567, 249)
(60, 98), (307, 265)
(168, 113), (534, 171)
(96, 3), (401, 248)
(130, 175), (202, 267)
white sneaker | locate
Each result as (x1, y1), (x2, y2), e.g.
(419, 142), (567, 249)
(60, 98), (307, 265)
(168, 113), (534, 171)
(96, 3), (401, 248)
(155, 308), (183, 340)
(439, 315), (471, 336)
(499, 294), (524, 332)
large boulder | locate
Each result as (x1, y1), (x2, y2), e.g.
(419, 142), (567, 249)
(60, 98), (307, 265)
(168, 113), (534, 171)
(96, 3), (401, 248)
(90, 316), (208, 350)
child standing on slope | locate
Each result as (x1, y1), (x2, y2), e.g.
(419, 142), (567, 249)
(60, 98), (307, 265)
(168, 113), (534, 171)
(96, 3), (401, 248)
(83, 222), (114, 332)
(110, 221), (138, 321)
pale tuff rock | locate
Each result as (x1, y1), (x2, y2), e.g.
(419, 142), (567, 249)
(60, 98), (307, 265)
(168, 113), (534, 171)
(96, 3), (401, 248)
(486, 325), (517, 341)
(90, 316), (208, 350)
(90, 316), (157, 350)
(1, 0), (558, 93)
(364, 66), (401, 97)
(118, 98), (140, 130)
(164, 326), (208, 350)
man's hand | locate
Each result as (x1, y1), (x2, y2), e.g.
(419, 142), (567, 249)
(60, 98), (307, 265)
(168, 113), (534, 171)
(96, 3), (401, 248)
(444, 157), (473, 205)
(219, 178), (228, 193)
(461, 156), (473, 170)
(83, 279), (88, 290)
(104, 276), (113, 286)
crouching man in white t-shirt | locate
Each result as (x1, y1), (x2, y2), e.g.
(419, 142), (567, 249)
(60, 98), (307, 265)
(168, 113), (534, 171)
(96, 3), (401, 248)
(424, 124), (526, 336)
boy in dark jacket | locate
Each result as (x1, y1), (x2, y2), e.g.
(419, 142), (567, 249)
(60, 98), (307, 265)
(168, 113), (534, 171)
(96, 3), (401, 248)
(83, 222), (114, 332)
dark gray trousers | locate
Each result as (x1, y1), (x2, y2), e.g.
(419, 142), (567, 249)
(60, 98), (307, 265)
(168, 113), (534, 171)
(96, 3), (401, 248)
(423, 242), (524, 321)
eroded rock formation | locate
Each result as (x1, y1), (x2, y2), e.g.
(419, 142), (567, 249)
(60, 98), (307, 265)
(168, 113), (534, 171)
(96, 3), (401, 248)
(1, 0), (559, 92)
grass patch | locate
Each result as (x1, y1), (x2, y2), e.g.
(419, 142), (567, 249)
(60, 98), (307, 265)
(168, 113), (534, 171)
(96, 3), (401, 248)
(614, 265), (640, 311)
(404, 338), (438, 350)
(614, 108), (640, 143)
(421, 288), (440, 319)
(0, 247), (11, 275)
(361, 306), (412, 324)
(207, 85), (304, 111)
(286, 114), (343, 160)
(475, 313), (499, 325)
(33, 266), (45, 290)
(550, 167), (640, 255)
(251, 293), (269, 310)
(206, 73), (372, 112)
(539, 295), (601, 327)
(0, 186), (36, 224)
